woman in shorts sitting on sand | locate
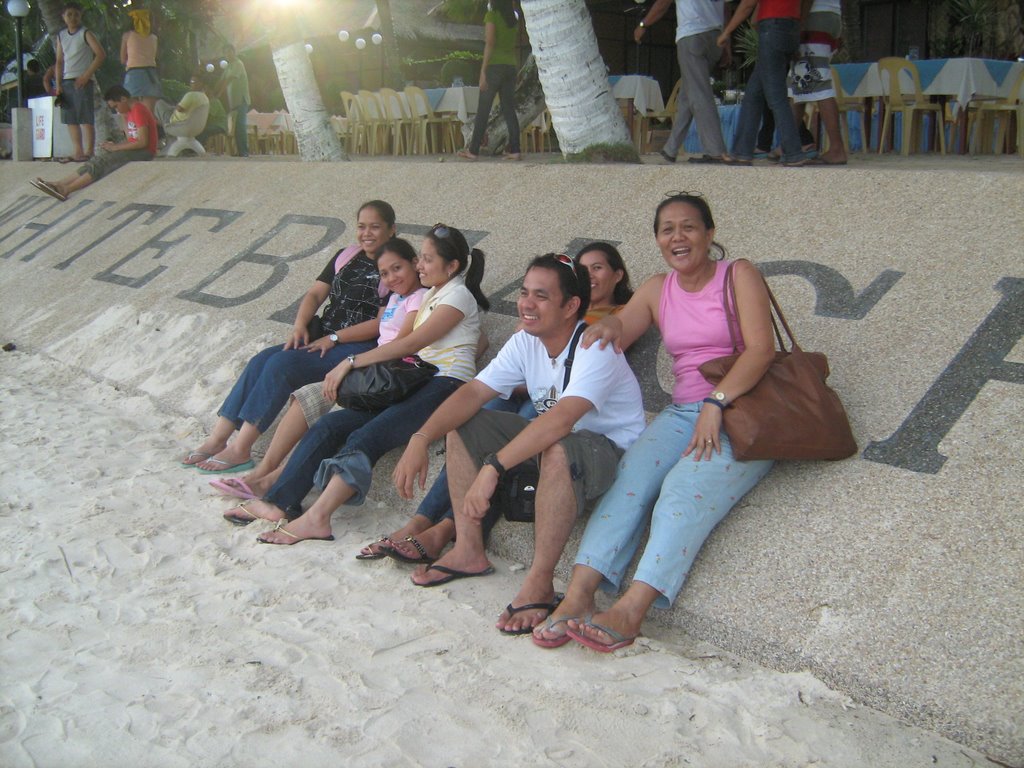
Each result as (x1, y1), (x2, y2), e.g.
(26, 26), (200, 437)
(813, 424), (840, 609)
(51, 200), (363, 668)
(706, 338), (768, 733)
(224, 224), (490, 547)
(180, 200), (397, 474)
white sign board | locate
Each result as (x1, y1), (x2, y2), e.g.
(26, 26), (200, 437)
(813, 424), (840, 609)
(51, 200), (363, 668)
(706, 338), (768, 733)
(28, 95), (53, 158)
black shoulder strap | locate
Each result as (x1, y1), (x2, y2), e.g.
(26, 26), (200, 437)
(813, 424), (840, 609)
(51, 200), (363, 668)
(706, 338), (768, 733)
(562, 322), (588, 390)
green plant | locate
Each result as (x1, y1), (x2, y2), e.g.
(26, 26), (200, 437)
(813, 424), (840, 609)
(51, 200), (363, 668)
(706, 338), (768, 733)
(949, 0), (995, 57)
(161, 78), (190, 104)
(734, 24), (758, 75)
(566, 142), (640, 164)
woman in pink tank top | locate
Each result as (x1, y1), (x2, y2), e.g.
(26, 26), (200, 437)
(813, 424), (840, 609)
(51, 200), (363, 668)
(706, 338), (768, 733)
(534, 193), (777, 652)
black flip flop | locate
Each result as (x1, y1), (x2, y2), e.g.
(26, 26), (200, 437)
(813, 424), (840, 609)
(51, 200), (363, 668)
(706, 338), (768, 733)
(499, 593), (565, 636)
(414, 563), (495, 587)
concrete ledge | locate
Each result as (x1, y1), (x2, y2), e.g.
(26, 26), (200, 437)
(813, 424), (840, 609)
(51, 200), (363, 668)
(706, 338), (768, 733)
(1, 156), (1021, 763)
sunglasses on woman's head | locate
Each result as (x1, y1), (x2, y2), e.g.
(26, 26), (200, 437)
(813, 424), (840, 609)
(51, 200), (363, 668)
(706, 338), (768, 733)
(431, 223), (451, 238)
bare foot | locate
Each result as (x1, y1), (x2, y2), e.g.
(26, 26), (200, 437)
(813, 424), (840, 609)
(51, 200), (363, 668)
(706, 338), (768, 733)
(568, 605), (642, 646)
(456, 149), (478, 161)
(388, 521), (453, 561)
(223, 498), (285, 525)
(257, 513), (334, 545)
(817, 151), (848, 165)
(183, 438), (227, 466)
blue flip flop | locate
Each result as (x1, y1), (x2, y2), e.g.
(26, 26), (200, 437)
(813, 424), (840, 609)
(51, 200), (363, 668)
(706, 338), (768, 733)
(197, 458), (255, 475)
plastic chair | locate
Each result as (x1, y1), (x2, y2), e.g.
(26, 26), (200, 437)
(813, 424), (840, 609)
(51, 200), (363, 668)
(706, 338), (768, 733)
(404, 85), (457, 154)
(877, 57), (945, 155)
(208, 110), (236, 156)
(339, 91), (365, 154)
(162, 102), (211, 157)
(829, 65), (868, 153)
(634, 78), (680, 153)
(968, 68), (1024, 156)
(521, 109), (552, 153)
(358, 90), (390, 155)
(379, 87), (414, 155)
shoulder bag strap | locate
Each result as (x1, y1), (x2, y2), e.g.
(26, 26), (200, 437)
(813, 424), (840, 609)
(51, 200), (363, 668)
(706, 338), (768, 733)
(720, 260), (796, 353)
(562, 322), (588, 390)
(334, 244), (364, 274)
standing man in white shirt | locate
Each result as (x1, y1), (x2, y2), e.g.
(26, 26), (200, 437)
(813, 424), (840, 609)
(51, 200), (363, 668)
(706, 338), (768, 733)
(393, 254), (646, 635)
(636, 0), (732, 164)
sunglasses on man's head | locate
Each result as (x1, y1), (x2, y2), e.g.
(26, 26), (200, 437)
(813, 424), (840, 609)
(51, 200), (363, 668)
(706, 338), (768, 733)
(553, 253), (579, 284)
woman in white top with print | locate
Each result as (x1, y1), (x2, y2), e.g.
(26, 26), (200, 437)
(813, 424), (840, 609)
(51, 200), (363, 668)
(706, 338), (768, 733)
(230, 224), (490, 546)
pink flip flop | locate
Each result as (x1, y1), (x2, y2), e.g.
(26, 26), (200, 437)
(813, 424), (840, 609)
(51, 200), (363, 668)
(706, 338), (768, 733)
(209, 477), (257, 500)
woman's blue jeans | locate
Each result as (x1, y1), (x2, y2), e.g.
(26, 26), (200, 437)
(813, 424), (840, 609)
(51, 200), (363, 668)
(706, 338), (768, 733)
(218, 340), (373, 435)
(732, 18), (807, 163)
(574, 403), (773, 609)
(263, 376), (463, 517)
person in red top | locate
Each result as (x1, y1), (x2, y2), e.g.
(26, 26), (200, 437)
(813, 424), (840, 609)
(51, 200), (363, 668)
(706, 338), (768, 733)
(29, 85), (158, 202)
(718, 0), (812, 166)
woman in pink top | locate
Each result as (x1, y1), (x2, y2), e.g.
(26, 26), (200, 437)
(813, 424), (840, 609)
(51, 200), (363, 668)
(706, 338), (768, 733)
(121, 9), (161, 114)
(210, 237), (427, 501)
(534, 193), (776, 652)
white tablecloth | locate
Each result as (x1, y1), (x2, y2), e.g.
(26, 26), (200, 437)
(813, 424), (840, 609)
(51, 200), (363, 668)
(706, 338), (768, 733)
(834, 58), (1024, 117)
(609, 75), (665, 115)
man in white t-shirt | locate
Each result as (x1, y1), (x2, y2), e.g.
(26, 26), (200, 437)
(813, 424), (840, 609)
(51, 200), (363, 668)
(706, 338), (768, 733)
(636, 0), (732, 164)
(393, 254), (646, 635)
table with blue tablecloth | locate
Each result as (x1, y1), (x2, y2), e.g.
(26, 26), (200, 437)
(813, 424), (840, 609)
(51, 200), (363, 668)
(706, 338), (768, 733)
(834, 58), (1023, 152)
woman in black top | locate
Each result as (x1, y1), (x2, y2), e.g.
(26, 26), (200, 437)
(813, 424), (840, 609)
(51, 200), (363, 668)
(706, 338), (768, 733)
(181, 200), (396, 474)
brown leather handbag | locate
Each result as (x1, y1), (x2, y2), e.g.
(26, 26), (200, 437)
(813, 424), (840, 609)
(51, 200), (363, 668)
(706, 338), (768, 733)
(698, 262), (857, 461)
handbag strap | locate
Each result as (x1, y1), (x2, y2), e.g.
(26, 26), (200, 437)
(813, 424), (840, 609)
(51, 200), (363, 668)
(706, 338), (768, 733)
(720, 261), (800, 354)
(562, 322), (588, 390)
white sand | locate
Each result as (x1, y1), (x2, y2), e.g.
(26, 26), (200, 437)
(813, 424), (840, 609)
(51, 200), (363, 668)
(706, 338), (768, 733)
(0, 350), (993, 767)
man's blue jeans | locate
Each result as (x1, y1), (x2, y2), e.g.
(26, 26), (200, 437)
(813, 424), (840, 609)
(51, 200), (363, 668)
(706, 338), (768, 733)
(732, 18), (807, 163)
(233, 102), (250, 156)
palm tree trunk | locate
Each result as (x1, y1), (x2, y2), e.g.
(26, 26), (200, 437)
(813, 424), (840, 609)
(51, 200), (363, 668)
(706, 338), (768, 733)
(270, 41), (347, 161)
(518, 0), (630, 154)
(375, 0), (406, 89)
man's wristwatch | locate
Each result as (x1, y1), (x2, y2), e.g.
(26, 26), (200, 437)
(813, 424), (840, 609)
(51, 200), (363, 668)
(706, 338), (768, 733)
(482, 452), (506, 478)
(638, 20), (646, 28)
(328, 333), (339, 344)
